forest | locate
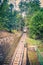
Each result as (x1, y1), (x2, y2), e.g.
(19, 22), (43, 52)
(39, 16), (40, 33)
(0, 0), (43, 39)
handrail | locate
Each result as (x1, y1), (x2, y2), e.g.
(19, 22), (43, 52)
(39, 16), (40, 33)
(36, 49), (43, 65)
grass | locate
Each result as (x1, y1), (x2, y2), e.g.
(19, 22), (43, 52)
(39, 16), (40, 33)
(26, 37), (43, 52)
(11, 30), (22, 37)
(26, 37), (42, 45)
(12, 30), (18, 33)
(26, 37), (43, 65)
(38, 45), (43, 52)
(28, 51), (39, 65)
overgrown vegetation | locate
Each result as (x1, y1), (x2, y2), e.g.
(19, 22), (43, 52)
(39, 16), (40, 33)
(26, 38), (41, 45)
(19, 0), (43, 39)
(29, 11), (43, 39)
(26, 0), (43, 39)
(0, 0), (25, 32)
(0, 0), (43, 40)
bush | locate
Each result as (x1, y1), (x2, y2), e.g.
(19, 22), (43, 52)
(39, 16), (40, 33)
(29, 11), (43, 39)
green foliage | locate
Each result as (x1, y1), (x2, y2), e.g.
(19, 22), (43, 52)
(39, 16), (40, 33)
(19, 0), (40, 14)
(37, 49), (43, 65)
(23, 0), (43, 39)
(29, 11), (43, 39)
(19, 1), (28, 13)
(0, 0), (25, 32)
(29, 0), (40, 10)
(0, 0), (9, 30)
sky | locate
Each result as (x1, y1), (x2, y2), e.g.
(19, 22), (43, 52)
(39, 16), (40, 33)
(40, 0), (43, 7)
(9, 0), (20, 10)
(9, 0), (43, 9)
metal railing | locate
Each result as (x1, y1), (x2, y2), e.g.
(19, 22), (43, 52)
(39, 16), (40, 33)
(37, 49), (43, 65)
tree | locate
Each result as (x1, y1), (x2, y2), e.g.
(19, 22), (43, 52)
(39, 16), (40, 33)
(29, 10), (43, 39)
(19, 0), (29, 13)
(0, 0), (25, 32)
(9, 3), (14, 15)
(0, 0), (9, 30)
(29, 0), (40, 12)
(14, 12), (25, 31)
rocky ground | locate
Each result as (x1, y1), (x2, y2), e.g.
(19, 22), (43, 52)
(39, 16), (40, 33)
(0, 31), (21, 64)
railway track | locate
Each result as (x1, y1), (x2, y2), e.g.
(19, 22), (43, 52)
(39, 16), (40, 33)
(2, 34), (22, 65)
(2, 33), (27, 65)
(10, 33), (27, 65)
(22, 47), (27, 65)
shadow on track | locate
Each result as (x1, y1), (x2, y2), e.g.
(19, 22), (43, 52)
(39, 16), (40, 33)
(26, 53), (30, 65)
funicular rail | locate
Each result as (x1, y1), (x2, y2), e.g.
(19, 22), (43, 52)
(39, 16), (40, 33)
(10, 33), (27, 65)
(2, 34), (22, 65)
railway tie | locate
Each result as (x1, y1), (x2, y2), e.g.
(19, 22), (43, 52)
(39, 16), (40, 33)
(10, 33), (27, 65)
